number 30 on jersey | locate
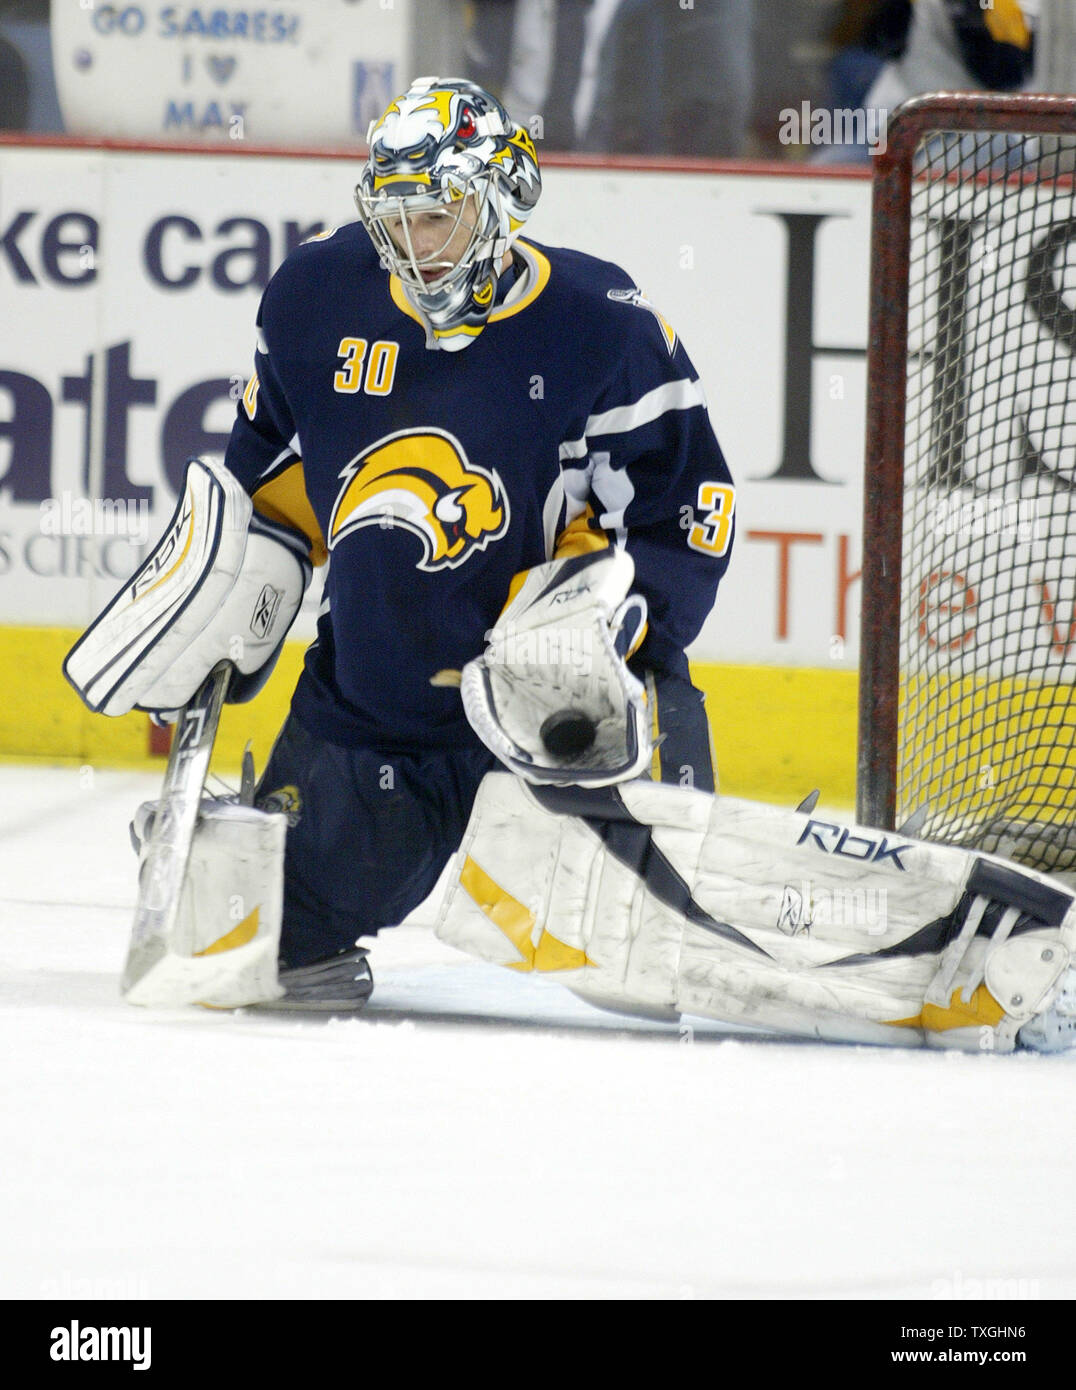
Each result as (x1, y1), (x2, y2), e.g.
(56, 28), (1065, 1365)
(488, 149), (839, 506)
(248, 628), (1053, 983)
(334, 337), (400, 397)
(686, 482), (736, 557)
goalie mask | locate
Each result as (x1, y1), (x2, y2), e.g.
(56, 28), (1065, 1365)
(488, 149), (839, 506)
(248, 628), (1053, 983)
(355, 77), (542, 352)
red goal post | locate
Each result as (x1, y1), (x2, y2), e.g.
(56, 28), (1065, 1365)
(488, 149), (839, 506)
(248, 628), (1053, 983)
(857, 92), (1076, 875)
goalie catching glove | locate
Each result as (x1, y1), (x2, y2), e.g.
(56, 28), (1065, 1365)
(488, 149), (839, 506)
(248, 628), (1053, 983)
(460, 549), (652, 787)
(64, 456), (310, 717)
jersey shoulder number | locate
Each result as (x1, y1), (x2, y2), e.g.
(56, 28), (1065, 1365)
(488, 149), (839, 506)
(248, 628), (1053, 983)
(686, 481), (735, 558)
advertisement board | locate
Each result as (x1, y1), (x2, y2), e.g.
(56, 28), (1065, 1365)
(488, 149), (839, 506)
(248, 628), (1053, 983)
(0, 142), (873, 666)
(0, 141), (878, 789)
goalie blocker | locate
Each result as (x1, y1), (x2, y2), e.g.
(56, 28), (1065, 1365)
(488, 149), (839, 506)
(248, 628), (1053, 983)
(437, 773), (1076, 1053)
(64, 455), (310, 717)
(63, 456), (311, 1009)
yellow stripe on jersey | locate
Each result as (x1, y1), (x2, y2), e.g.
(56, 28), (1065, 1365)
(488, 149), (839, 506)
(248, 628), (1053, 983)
(496, 568), (529, 619)
(553, 505), (610, 559)
(647, 672), (662, 782)
(489, 241), (551, 322)
(242, 372), (259, 421)
(389, 275), (424, 327)
(655, 309), (677, 355)
(252, 461), (328, 567)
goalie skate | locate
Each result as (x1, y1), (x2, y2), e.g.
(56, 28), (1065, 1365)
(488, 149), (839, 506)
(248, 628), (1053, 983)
(256, 948), (374, 1014)
(130, 798), (374, 1014)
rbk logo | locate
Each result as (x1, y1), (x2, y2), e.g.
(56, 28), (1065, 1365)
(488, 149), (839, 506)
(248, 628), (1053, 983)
(328, 428), (509, 571)
(250, 583), (283, 638)
(797, 819), (913, 871)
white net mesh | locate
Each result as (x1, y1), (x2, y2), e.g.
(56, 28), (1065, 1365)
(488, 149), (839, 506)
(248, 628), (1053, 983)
(897, 130), (1076, 873)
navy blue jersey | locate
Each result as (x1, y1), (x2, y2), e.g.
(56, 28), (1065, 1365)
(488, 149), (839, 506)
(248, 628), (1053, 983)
(224, 222), (735, 751)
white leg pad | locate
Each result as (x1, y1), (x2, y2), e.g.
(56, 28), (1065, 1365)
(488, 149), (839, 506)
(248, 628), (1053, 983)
(125, 802), (286, 1009)
(435, 774), (1076, 1048)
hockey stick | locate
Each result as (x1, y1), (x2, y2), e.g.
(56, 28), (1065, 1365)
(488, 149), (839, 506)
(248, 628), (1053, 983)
(121, 661), (232, 1002)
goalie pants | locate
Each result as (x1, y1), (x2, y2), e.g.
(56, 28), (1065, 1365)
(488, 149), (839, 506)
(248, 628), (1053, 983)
(257, 668), (716, 967)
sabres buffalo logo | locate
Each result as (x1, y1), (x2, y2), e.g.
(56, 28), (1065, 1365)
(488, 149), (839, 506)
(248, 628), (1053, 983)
(328, 428), (509, 571)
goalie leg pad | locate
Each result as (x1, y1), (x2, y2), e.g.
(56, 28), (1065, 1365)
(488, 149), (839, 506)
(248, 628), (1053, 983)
(125, 800), (286, 1008)
(64, 456), (309, 716)
(435, 774), (1076, 1050)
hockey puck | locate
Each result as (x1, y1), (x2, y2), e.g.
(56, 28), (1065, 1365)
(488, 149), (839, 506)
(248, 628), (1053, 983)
(540, 709), (597, 759)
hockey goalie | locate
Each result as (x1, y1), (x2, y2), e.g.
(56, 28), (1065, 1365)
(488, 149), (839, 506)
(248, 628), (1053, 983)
(65, 76), (1076, 1052)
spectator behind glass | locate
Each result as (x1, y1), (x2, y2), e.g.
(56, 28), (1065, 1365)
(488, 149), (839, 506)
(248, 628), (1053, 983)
(463, 0), (593, 150)
(825, 1), (913, 122)
(868, 0), (1036, 111)
(582, 0), (755, 157)
(463, 0), (518, 96)
(0, 33), (31, 130)
(812, 0), (1040, 165)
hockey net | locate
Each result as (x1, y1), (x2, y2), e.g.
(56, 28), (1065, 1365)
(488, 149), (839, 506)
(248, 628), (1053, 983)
(858, 94), (1076, 877)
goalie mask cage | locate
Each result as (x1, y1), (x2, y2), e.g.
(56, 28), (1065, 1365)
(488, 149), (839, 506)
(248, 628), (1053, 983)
(857, 93), (1076, 876)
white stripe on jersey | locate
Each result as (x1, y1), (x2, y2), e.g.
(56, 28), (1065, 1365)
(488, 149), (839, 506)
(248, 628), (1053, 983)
(561, 463), (592, 518)
(541, 472), (565, 559)
(255, 438), (303, 483)
(591, 450), (635, 546)
(542, 462), (594, 557)
(558, 377), (707, 464)
(585, 377), (707, 439)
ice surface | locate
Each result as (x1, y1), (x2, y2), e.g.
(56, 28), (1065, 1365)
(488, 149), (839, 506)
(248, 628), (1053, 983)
(2, 764), (1074, 1300)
